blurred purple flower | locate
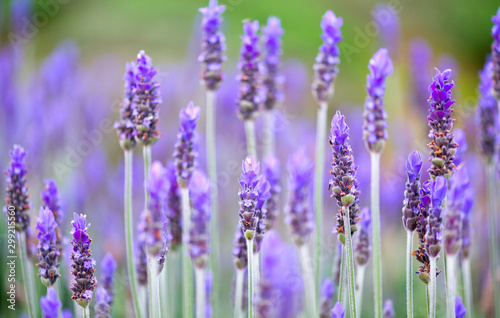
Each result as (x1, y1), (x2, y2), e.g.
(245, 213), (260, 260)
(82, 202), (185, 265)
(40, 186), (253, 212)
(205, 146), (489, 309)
(94, 287), (111, 318)
(263, 153), (281, 230)
(36, 207), (61, 287)
(100, 253), (117, 306)
(444, 167), (469, 255)
(232, 225), (248, 270)
(262, 16), (284, 110)
(373, 4), (400, 59)
(355, 207), (371, 266)
(382, 299), (394, 318)
(476, 60), (498, 160)
(402, 151), (423, 232)
(319, 278), (335, 318)
(189, 169), (211, 268)
(455, 296), (466, 318)
(165, 162), (182, 250)
(41, 179), (64, 252)
(174, 102), (201, 187)
(114, 62), (137, 150)
(331, 302), (345, 318)
(453, 129), (467, 167)
(461, 186), (474, 259)
(491, 8), (500, 98)
(40, 288), (61, 318)
(409, 39), (433, 112)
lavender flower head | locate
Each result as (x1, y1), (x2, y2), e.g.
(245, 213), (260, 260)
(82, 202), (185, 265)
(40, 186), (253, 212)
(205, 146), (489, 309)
(70, 213), (97, 308)
(165, 162), (182, 250)
(41, 179), (64, 253)
(237, 156), (271, 242)
(476, 60), (498, 160)
(491, 8), (500, 99)
(427, 68), (458, 179)
(425, 176), (447, 258)
(355, 207), (371, 266)
(285, 149), (315, 245)
(100, 253), (117, 306)
(174, 102), (200, 188)
(198, 0), (226, 91)
(232, 226), (248, 269)
(114, 62), (137, 150)
(236, 20), (263, 121)
(132, 50), (162, 146)
(453, 129), (467, 167)
(262, 16), (284, 110)
(363, 48), (393, 153)
(189, 169), (211, 268)
(329, 111), (360, 239)
(312, 10), (343, 104)
(94, 287), (111, 318)
(4, 145), (31, 231)
(40, 288), (61, 318)
(263, 153), (281, 230)
(331, 302), (345, 318)
(402, 151), (423, 232)
(414, 180), (432, 283)
(461, 187), (474, 259)
(444, 167), (469, 255)
(36, 207), (61, 287)
(455, 296), (466, 318)
(319, 278), (335, 318)
(382, 299), (395, 318)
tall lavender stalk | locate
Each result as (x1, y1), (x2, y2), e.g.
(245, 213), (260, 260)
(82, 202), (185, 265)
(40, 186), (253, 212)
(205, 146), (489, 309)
(232, 226), (247, 318)
(354, 207), (371, 317)
(362, 48), (392, 318)
(198, 2), (226, 314)
(312, 10), (343, 298)
(402, 151), (423, 318)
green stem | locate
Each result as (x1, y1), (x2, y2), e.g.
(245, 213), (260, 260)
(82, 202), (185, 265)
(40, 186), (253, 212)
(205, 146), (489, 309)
(124, 150), (143, 318)
(148, 255), (161, 318)
(18, 232), (36, 318)
(355, 264), (366, 317)
(343, 207), (358, 318)
(487, 163), (499, 318)
(195, 268), (206, 318)
(299, 244), (318, 318)
(253, 251), (260, 299)
(83, 306), (89, 318)
(462, 258), (473, 318)
(246, 239), (255, 318)
(206, 90), (220, 318)
(426, 285), (430, 317)
(429, 257), (437, 318)
(234, 269), (244, 318)
(337, 247), (344, 303)
(314, 101), (328, 308)
(244, 120), (257, 159)
(181, 187), (193, 318)
(406, 230), (414, 318)
(143, 146), (152, 209)
(159, 264), (168, 318)
(370, 152), (383, 318)
(446, 255), (456, 318)
(263, 109), (275, 156)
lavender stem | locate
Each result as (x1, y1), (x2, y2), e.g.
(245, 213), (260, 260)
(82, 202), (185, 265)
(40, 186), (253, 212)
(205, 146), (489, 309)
(487, 163), (499, 318)
(406, 230), (414, 318)
(244, 120), (257, 159)
(18, 232), (36, 318)
(234, 268), (244, 318)
(355, 264), (366, 317)
(253, 252), (260, 298)
(195, 268), (205, 318)
(342, 206), (358, 318)
(337, 247), (344, 303)
(181, 187), (194, 318)
(429, 257), (437, 318)
(160, 264), (168, 318)
(147, 255), (160, 317)
(83, 306), (89, 318)
(263, 110), (275, 156)
(143, 146), (152, 210)
(246, 239), (255, 318)
(446, 255), (456, 318)
(461, 258), (473, 317)
(299, 245), (318, 318)
(370, 152), (383, 317)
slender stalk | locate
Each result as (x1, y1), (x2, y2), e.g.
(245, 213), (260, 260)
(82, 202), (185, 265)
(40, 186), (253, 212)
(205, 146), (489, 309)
(244, 120), (257, 159)
(83, 306), (89, 318)
(343, 207), (358, 318)
(253, 252), (260, 298)
(234, 269), (245, 318)
(246, 239), (255, 318)
(487, 163), (499, 318)
(143, 146), (152, 209)
(314, 102), (328, 302)
(18, 232), (35, 318)
(341, 246), (348, 311)
(429, 257), (437, 318)
(181, 187), (194, 318)
(299, 244), (318, 318)
(195, 268), (206, 318)
(25, 243), (38, 317)
(160, 265), (168, 318)
(147, 256), (160, 318)
(355, 264), (366, 317)
(426, 286), (430, 317)
(206, 90), (220, 318)
(337, 247), (344, 303)
(406, 230), (414, 318)
(462, 258), (473, 318)
(446, 255), (456, 318)
(263, 109), (275, 155)
(124, 150), (142, 318)
(370, 152), (383, 318)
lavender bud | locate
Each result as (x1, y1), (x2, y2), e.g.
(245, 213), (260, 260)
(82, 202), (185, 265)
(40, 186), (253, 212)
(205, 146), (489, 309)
(4, 145), (31, 231)
(36, 207), (61, 287)
(331, 302), (345, 318)
(189, 170), (212, 268)
(363, 49), (393, 153)
(263, 153), (281, 230)
(427, 68), (458, 179)
(41, 179), (64, 255)
(94, 287), (111, 318)
(461, 187), (474, 259)
(114, 62), (137, 150)
(40, 287), (61, 318)
(491, 8), (500, 99)
(285, 149), (315, 245)
(476, 60), (498, 160)
(70, 213), (97, 308)
(319, 278), (335, 318)
(262, 17), (284, 110)
(100, 253), (117, 307)
(382, 299), (395, 318)
(232, 225), (248, 270)
(444, 167), (469, 255)
(329, 111), (360, 238)
(174, 102), (201, 187)
(237, 20), (263, 121)
(198, 0), (226, 91)
(425, 176), (447, 258)
(455, 296), (466, 318)
(312, 10), (343, 104)
(402, 151), (423, 232)
(165, 162), (182, 250)
(355, 207), (371, 266)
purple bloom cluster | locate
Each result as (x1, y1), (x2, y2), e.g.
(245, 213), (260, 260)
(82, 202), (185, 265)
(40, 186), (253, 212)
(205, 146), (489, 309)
(312, 10), (343, 104)
(41, 179), (64, 253)
(453, 129), (467, 167)
(232, 226), (248, 270)
(198, 0), (226, 91)
(114, 62), (137, 150)
(262, 17), (284, 110)
(444, 167), (469, 255)
(425, 176), (447, 258)
(329, 111), (360, 237)
(94, 287), (111, 318)
(4, 145), (31, 231)
(382, 299), (395, 318)
(402, 151), (423, 232)
(319, 278), (335, 318)
(355, 207), (371, 266)
(70, 213), (97, 308)
(262, 153), (281, 230)
(461, 186), (474, 259)
(40, 288), (61, 318)
(455, 296), (466, 318)
(477, 60), (498, 159)
(409, 39), (433, 112)
(237, 20), (263, 121)
(414, 180), (432, 283)
(36, 207), (61, 287)
(427, 68), (458, 179)
(100, 253), (117, 307)
(165, 162), (182, 250)
(491, 8), (500, 99)
(363, 48), (393, 153)
(174, 102), (200, 187)
(331, 302), (346, 318)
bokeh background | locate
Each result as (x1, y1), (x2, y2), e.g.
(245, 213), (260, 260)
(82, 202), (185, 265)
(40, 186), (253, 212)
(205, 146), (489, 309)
(0, 0), (499, 317)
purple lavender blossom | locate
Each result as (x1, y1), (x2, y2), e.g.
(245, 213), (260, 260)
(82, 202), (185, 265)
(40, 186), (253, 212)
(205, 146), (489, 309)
(188, 169), (211, 268)
(4, 145), (31, 231)
(331, 302), (345, 318)
(329, 111), (360, 238)
(40, 288), (61, 318)
(94, 287), (111, 318)
(444, 167), (469, 255)
(455, 296), (466, 318)
(198, 0), (226, 91)
(41, 179), (64, 252)
(263, 153), (281, 230)
(427, 68), (458, 179)
(262, 16), (284, 110)
(312, 10), (343, 104)
(319, 278), (335, 318)
(132, 50), (162, 146)
(205, 270), (213, 318)
(382, 299), (395, 318)
(363, 48), (393, 153)
(414, 180), (432, 283)
(409, 39), (433, 111)
(453, 129), (467, 167)
(237, 20), (263, 120)
(355, 207), (371, 266)
(461, 187), (474, 259)
(135, 226), (148, 285)
(36, 207), (61, 287)
(477, 60), (498, 160)
(165, 162), (182, 250)
(425, 176), (447, 258)
(174, 102), (201, 187)
(114, 62), (137, 150)
(402, 151), (423, 232)
(373, 4), (400, 59)
(491, 8), (500, 99)
(232, 225), (248, 270)
(70, 213), (97, 308)
(100, 253), (117, 306)
(62, 309), (73, 318)
(256, 277), (274, 317)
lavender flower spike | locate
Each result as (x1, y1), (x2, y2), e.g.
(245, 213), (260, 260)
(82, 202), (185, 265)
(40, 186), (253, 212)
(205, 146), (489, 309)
(174, 102), (201, 187)
(189, 169), (212, 268)
(198, 0), (226, 91)
(262, 16), (284, 110)
(425, 176), (447, 258)
(329, 111), (360, 240)
(363, 48), (393, 153)
(232, 226), (248, 270)
(94, 287), (111, 318)
(444, 167), (469, 255)
(100, 253), (117, 307)
(165, 162), (182, 250)
(414, 180), (433, 283)
(382, 299), (395, 318)
(132, 50), (162, 146)
(331, 302), (345, 318)
(319, 278), (335, 318)
(477, 60), (498, 160)
(40, 288), (61, 318)
(355, 207), (372, 266)
(36, 207), (61, 287)
(285, 149), (315, 245)
(491, 8), (500, 99)
(237, 20), (262, 121)
(402, 151), (423, 232)
(454, 296), (466, 318)
(70, 213), (97, 308)
(4, 145), (31, 231)
(263, 153), (281, 230)
(114, 62), (137, 150)
(312, 10), (343, 104)
(427, 68), (457, 179)
(453, 129), (467, 167)
(461, 187), (474, 259)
